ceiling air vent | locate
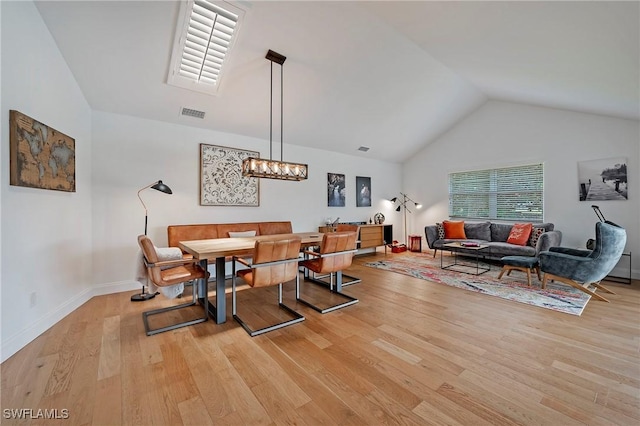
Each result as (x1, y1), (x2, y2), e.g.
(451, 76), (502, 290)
(181, 107), (206, 119)
(358, 146), (370, 152)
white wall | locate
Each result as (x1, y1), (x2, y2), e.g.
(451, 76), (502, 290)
(1, 1), (93, 361)
(405, 100), (640, 279)
(91, 111), (403, 287)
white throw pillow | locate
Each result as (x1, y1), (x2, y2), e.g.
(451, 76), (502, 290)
(228, 230), (257, 238)
(152, 246), (185, 299)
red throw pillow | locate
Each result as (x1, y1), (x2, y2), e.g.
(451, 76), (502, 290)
(507, 223), (533, 246)
(443, 220), (466, 239)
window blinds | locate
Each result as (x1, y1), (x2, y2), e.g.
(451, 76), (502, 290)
(449, 163), (544, 221)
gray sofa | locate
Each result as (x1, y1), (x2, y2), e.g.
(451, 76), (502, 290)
(424, 221), (562, 259)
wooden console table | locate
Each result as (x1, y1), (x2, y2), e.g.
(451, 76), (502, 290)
(318, 224), (392, 252)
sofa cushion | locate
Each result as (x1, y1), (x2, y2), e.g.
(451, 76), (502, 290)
(436, 223), (445, 239)
(229, 230), (257, 238)
(490, 223), (513, 243)
(536, 223), (554, 232)
(218, 223), (261, 237)
(259, 221), (293, 235)
(488, 242), (536, 257)
(443, 220), (466, 239)
(464, 221), (491, 241)
(167, 224), (219, 248)
(507, 223), (533, 246)
(529, 226), (545, 247)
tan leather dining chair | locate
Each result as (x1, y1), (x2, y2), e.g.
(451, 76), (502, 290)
(335, 223), (359, 233)
(318, 223), (361, 286)
(138, 235), (209, 336)
(231, 237), (304, 336)
(297, 231), (359, 313)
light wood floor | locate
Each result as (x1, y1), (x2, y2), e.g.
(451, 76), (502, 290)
(2, 251), (639, 425)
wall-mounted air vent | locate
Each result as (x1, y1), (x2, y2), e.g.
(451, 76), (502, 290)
(358, 146), (370, 152)
(181, 107), (206, 119)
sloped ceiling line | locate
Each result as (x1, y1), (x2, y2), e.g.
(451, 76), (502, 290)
(34, 1), (639, 163)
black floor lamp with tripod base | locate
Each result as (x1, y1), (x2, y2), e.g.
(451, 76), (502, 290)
(132, 180), (173, 302)
(390, 192), (422, 246)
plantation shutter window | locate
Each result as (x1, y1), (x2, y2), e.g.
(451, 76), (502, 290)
(167, 1), (244, 96)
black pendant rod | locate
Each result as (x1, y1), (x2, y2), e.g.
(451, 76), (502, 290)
(269, 60), (273, 161)
(266, 50), (287, 162)
(281, 62), (284, 161)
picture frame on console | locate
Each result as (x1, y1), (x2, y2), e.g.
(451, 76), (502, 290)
(200, 144), (260, 206)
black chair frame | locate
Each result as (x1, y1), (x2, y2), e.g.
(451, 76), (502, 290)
(232, 256), (304, 337)
(140, 256), (209, 336)
(298, 249), (359, 314)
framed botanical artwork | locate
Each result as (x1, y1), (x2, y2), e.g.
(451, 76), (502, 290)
(200, 144), (260, 206)
(577, 157), (628, 201)
(9, 110), (76, 192)
(327, 173), (345, 207)
(356, 176), (371, 207)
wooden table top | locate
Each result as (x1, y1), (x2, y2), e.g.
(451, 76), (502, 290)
(179, 232), (324, 261)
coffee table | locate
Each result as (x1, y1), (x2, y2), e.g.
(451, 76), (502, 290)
(441, 242), (491, 275)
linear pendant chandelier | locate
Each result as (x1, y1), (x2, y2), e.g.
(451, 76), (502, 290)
(242, 50), (308, 181)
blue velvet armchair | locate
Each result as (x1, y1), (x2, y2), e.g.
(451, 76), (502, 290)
(539, 222), (626, 302)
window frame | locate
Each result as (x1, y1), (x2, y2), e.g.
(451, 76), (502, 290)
(167, 0), (244, 96)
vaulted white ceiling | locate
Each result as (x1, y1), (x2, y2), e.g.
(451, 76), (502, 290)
(35, 1), (639, 163)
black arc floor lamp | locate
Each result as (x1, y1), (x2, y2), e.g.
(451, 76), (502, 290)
(390, 192), (422, 245)
(132, 180), (173, 302)
(138, 180), (172, 235)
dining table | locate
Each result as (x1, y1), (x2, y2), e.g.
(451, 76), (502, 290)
(179, 232), (324, 323)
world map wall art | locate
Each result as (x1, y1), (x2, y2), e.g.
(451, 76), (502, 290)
(10, 110), (76, 192)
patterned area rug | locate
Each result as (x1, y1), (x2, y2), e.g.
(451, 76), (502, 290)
(365, 252), (591, 315)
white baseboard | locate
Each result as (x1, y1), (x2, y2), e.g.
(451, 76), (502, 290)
(1, 280), (141, 363)
(92, 280), (141, 297)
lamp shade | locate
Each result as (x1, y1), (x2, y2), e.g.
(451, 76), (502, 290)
(151, 180), (172, 194)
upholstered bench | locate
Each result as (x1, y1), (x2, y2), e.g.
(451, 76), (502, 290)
(498, 255), (541, 286)
(167, 221), (293, 252)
